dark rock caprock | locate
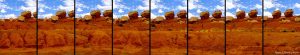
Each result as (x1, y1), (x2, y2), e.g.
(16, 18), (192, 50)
(200, 11), (209, 20)
(103, 10), (112, 17)
(189, 17), (199, 24)
(248, 10), (258, 18)
(18, 11), (32, 22)
(90, 10), (101, 18)
(50, 16), (59, 23)
(56, 10), (67, 19)
(33, 12), (37, 18)
(164, 11), (175, 20)
(83, 15), (93, 23)
(117, 16), (130, 26)
(21, 11), (32, 19)
(84, 15), (92, 21)
(153, 16), (164, 24)
(236, 10), (246, 19)
(141, 10), (150, 18)
(226, 16), (234, 22)
(212, 10), (222, 18)
(128, 11), (139, 19)
(272, 10), (281, 19)
(17, 16), (26, 22)
(68, 10), (74, 18)
(284, 9), (293, 18)
(177, 10), (187, 19)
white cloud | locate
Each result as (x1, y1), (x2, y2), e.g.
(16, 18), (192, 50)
(226, 0), (246, 9)
(188, 0), (207, 10)
(151, 0), (160, 9)
(77, 8), (83, 12)
(76, 1), (88, 9)
(158, 9), (163, 13)
(295, 3), (300, 8)
(80, 13), (89, 17)
(118, 9), (124, 13)
(151, 0), (169, 10)
(141, 0), (149, 6)
(113, 0), (129, 9)
(264, 11), (272, 17)
(182, 0), (187, 6)
(113, 14), (118, 19)
(188, 13), (196, 18)
(188, 0), (196, 9)
(58, 0), (74, 11)
(75, 13), (89, 18)
(245, 12), (248, 17)
(102, 0), (112, 6)
(236, 8), (241, 12)
(196, 9), (201, 13)
(151, 13), (157, 19)
(264, 0), (275, 9)
(23, 0), (35, 7)
(39, 9), (45, 12)
(275, 8), (280, 10)
(0, 14), (16, 19)
(0, 1), (11, 9)
(41, 14), (53, 18)
(20, 0), (36, 12)
(226, 0), (236, 9)
(96, 5), (112, 10)
(215, 5), (224, 10)
(38, 3), (50, 9)
(20, 6), (35, 12)
(6, 14), (16, 18)
(0, 9), (6, 13)
(255, 4), (262, 9)
(264, 0), (285, 9)
(0, 0), (4, 2)
(177, 6), (187, 10)
(137, 5), (149, 10)
(226, 12), (235, 18)
(135, 0), (150, 12)
(113, 14), (127, 19)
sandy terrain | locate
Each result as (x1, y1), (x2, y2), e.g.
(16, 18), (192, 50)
(1, 15), (299, 55)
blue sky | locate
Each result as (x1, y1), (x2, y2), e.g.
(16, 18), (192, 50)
(76, 0), (111, 18)
(189, 0), (224, 18)
(1, 0), (299, 19)
(151, 0), (187, 19)
(226, 0), (262, 18)
(0, 0), (36, 19)
(38, 0), (74, 18)
(264, 0), (300, 17)
(113, 0), (149, 18)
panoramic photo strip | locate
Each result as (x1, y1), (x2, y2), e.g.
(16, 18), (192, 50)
(0, 0), (299, 55)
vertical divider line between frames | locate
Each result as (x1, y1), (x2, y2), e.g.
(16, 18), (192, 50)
(149, 0), (152, 55)
(73, 0), (76, 55)
(262, 0), (264, 55)
(111, 0), (114, 55)
(36, 0), (39, 55)
(186, 0), (189, 55)
(224, 0), (227, 55)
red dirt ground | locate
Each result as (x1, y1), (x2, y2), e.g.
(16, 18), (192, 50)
(188, 18), (224, 55)
(263, 17), (300, 55)
(1, 16), (300, 55)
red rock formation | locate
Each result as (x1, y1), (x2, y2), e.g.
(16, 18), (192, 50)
(164, 11), (175, 20)
(200, 11), (209, 20)
(90, 10), (101, 18)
